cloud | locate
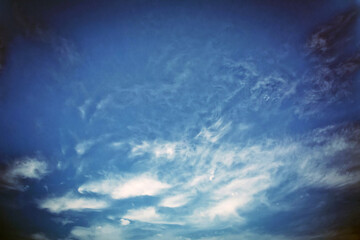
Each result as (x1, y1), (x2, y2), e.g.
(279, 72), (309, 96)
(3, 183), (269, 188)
(122, 121), (291, 226)
(4, 3), (359, 239)
(306, 9), (358, 54)
(188, 175), (271, 225)
(159, 193), (191, 208)
(31, 233), (50, 240)
(38, 193), (108, 213)
(122, 207), (182, 225)
(123, 120), (360, 229)
(123, 207), (184, 225)
(196, 119), (231, 143)
(298, 8), (360, 117)
(8, 159), (47, 179)
(196, 231), (322, 240)
(110, 175), (170, 199)
(110, 141), (124, 149)
(120, 219), (130, 226)
(70, 224), (123, 240)
(52, 217), (74, 225)
(78, 174), (171, 199)
(123, 207), (162, 223)
(131, 141), (180, 159)
(78, 99), (92, 119)
(75, 140), (95, 155)
(212, 175), (271, 200)
(1, 157), (48, 191)
(193, 197), (250, 223)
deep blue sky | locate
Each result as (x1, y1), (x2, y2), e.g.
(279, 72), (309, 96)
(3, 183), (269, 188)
(0, 1), (360, 239)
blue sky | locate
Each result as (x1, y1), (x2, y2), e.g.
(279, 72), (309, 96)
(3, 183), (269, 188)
(0, 0), (360, 239)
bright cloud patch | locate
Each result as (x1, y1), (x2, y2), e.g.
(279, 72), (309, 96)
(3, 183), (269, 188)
(196, 196), (250, 222)
(78, 174), (171, 199)
(122, 206), (183, 225)
(123, 207), (162, 223)
(120, 219), (130, 226)
(38, 193), (108, 213)
(159, 194), (191, 208)
(1, 157), (48, 191)
(131, 141), (180, 159)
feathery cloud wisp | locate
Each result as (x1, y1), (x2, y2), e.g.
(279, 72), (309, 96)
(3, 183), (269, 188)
(38, 193), (108, 213)
(78, 174), (171, 199)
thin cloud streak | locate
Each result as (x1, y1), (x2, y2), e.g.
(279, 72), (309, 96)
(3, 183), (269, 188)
(38, 193), (108, 213)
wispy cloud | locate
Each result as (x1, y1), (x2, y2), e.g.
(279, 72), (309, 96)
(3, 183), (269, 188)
(31, 233), (50, 240)
(38, 193), (108, 213)
(123, 207), (163, 224)
(123, 207), (182, 225)
(196, 231), (325, 240)
(78, 173), (171, 199)
(122, 120), (359, 228)
(70, 224), (124, 240)
(120, 219), (130, 226)
(75, 140), (96, 156)
(195, 119), (231, 143)
(1, 157), (48, 191)
(159, 193), (191, 208)
(131, 141), (180, 159)
(192, 197), (249, 224)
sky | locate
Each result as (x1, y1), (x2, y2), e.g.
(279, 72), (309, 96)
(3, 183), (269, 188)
(0, 0), (360, 239)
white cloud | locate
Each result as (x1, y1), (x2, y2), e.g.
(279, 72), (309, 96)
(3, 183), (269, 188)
(202, 196), (251, 220)
(75, 140), (95, 155)
(110, 141), (124, 148)
(212, 175), (271, 200)
(186, 174), (272, 225)
(123, 207), (183, 225)
(38, 193), (108, 213)
(297, 156), (360, 189)
(197, 231), (316, 240)
(31, 233), (50, 240)
(123, 121), (290, 226)
(130, 141), (151, 156)
(112, 175), (170, 199)
(120, 219), (130, 226)
(70, 120), (359, 231)
(96, 95), (112, 110)
(78, 179), (116, 196)
(196, 119), (231, 143)
(159, 194), (191, 208)
(123, 207), (162, 223)
(188, 174), (210, 187)
(153, 143), (177, 159)
(9, 159), (47, 179)
(131, 141), (181, 159)
(70, 224), (123, 240)
(78, 99), (92, 119)
(1, 157), (48, 191)
(124, 120), (360, 228)
(78, 174), (170, 199)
